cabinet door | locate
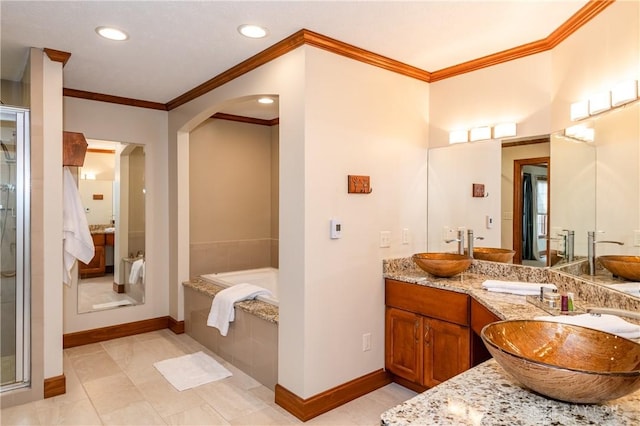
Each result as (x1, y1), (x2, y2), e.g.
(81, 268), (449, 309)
(423, 318), (470, 388)
(385, 307), (422, 383)
(79, 245), (106, 278)
(471, 299), (501, 366)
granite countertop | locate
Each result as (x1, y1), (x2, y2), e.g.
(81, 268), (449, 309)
(381, 258), (640, 425)
(381, 360), (640, 426)
(182, 278), (279, 324)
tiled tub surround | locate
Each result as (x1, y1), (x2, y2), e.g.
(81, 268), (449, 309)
(183, 279), (278, 390)
(381, 258), (640, 425)
(189, 238), (278, 278)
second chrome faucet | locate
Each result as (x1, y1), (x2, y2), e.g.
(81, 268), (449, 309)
(588, 231), (624, 275)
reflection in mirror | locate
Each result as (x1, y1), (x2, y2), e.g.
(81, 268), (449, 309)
(552, 101), (640, 300)
(77, 140), (145, 313)
(501, 138), (550, 266)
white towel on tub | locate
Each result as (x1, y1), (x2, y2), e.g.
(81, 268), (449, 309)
(207, 283), (272, 336)
(129, 258), (145, 284)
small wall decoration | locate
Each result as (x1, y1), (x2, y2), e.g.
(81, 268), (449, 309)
(93, 194), (104, 200)
(472, 183), (486, 198)
(348, 175), (372, 194)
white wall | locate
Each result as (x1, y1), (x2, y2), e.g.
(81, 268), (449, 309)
(429, 52), (553, 149)
(168, 45), (429, 398)
(302, 47), (428, 396)
(62, 97), (169, 333)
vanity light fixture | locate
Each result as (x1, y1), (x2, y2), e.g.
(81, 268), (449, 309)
(588, 91), (611, 116)
(238, 24), (268, 39)
(95, 26), (129, 41)
(565, 124), (594, 143)
(469, 126), (491, 142)
(493, 122), (517, 138)
(611, 80), (638, 107)
(258, 97), (274, 104)
(449, 130), (468, 144)
(570, 100), (589, 121)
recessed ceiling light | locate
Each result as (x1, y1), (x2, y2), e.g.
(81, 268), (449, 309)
(238, 24), (268, 39)
(258, 97), (274, 105)
(95, 26), (129, 41)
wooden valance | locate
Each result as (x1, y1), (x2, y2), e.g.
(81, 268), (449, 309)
(63, 131), (88, 166)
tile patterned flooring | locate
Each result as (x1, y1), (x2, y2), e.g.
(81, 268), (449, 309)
(78, 275), (138, 314)
(0, 329), (416, 425)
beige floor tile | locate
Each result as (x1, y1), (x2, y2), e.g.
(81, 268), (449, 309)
(82, 372), (145, 415)
(68, 351), (121, 383)
(63, 342), (105, 359)
(222, 361), (263, 391)
(0, 400), (41, 425)
(163, 403), (230, 426)
(194, 380), (268, 421)
(306, 407), (360, 425)
(98, 400), (167, 425)
(364, 383), (417, 408)
(136, 376), (207, 418)
(35, 398), (101, 425)
(229, 405), (300, 425)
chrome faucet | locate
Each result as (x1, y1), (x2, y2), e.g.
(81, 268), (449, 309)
(562, 229), (575, 262)
(467, 229), (484, 258)
(445, 229), (465, 255)
(588, 231), (624, 275)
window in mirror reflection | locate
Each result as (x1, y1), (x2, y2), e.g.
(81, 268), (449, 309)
(77, 140), (146, 313)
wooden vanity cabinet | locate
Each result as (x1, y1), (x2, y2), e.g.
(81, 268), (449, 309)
(79, 233), (106, 278)
(470, 298), (501, 366)
(385, 279), (470, 391)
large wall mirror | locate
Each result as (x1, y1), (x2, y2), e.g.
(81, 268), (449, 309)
(77, 139), (146, 313)
(551, 102), (639, 274)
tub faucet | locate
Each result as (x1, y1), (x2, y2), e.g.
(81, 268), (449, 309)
(467, 229), (484, 259)
(588, 231), (624, 275)
(445, 229), (465, 255)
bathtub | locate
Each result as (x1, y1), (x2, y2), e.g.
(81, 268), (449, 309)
(200, 267), (279, 306)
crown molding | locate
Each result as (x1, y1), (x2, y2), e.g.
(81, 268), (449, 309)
(43, 48), (71, 66)
(63, 88), (167, 111)
(300, 29), (432, 84)
(211, 112), (279, 126)
(430, 0), (614, 82)
(547, 0), (615, 49)
(63, 0), (613, 110)
(166, 30), (307, 110)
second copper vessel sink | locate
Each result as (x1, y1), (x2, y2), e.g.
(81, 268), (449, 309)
(599, 255), (640, 281)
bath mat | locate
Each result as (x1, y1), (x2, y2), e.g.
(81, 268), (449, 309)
(153, 351), (232, 391)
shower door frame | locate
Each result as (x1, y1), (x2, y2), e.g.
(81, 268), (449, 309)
(1, 106), (31, 392)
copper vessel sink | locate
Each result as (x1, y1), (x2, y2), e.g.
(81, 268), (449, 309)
(598, 255), (640, 281)
(481, 320), (640, 403)
(412, 253), (472, 278)
(465, 247), (515, 263)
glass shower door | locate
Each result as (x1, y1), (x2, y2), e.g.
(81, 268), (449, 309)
(0, 106), (30, 392)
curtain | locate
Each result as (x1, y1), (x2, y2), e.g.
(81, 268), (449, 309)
(522, 173), (534, 260)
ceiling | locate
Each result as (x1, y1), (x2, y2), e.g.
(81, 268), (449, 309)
(2, 1), (589, 113)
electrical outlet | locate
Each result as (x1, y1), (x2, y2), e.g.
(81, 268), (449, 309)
(362, 333), (371, 352)
(402, 228), (410, 245)
(634, 230), (640, 247)
(380, 231), (391, 248)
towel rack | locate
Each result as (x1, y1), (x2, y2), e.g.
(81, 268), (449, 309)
(63, 131), (88, 166)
